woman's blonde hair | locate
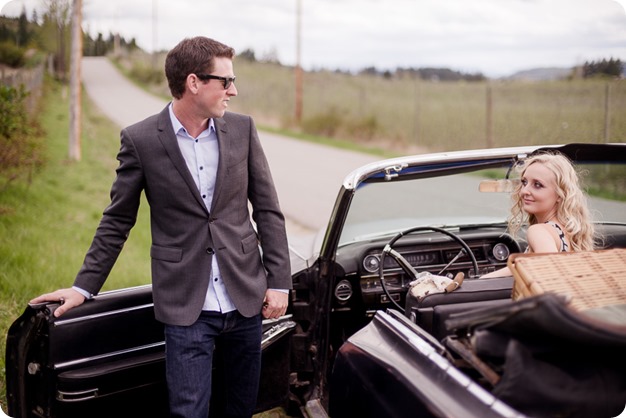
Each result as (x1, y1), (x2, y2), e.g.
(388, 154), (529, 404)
(508, 152), (596, 251)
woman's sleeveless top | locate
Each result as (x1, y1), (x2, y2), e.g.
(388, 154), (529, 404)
(545, 221), (569, 252)
(525, 221), (569, 253)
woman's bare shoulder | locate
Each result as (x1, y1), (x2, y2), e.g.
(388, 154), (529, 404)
(526, 223), (561, 252)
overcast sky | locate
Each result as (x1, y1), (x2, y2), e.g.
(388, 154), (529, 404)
(2, 0), (626, 77)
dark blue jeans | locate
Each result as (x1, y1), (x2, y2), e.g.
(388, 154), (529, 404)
(164, 310), (262, 418)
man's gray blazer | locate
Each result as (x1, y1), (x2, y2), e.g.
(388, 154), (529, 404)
(74, 106), (292, 326)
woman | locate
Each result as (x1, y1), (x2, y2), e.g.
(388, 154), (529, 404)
(483, 152), (596, 278)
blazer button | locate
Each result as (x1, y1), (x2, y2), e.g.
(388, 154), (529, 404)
(206, 247), (214, 255)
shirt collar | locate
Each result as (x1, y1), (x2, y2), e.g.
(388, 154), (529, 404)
(168, 103), (215, 138)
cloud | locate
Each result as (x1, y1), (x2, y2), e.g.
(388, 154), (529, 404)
(1, 0), (41, 16)
(613, 0), (626, 12)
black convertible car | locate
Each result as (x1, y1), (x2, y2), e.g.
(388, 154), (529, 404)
(5, 143), (626, 418)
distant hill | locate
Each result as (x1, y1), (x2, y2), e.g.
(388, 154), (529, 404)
(506, 67), (573, 81)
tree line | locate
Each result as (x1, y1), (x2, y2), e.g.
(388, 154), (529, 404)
(0, 2), (138, 77)
(582, 58), (623, 78)
(237, 47), (487, 82)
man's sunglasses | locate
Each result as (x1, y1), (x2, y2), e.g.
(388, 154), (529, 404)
(195, 74), (236, 89)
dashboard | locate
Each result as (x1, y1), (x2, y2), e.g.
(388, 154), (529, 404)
(332, 227), (523, 315)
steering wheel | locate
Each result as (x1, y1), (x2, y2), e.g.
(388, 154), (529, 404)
(378, 226), (479, 313)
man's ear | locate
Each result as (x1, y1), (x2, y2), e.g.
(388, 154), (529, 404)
(187, 74), (200, 94)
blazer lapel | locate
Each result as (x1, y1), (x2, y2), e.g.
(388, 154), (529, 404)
(210, 117), (230, 212)
(155, 105), (209, 214)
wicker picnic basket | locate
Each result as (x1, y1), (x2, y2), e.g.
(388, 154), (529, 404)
(508, 248), (626, 311)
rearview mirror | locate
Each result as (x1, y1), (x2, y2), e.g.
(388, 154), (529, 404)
(479, 179), (519, 193)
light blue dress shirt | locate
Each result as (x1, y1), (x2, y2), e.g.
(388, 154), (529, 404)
(168, 104), (237, 313)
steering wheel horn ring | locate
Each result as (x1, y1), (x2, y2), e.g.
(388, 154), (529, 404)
(378, 226), (480, 313)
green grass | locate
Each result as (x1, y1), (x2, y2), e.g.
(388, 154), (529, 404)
(0, 78), (152, 411)
(213, 59), (625, 152)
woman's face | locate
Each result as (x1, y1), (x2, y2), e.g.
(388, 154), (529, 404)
(519, 162), (560, 222)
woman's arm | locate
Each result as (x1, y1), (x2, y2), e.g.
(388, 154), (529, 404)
(481, 224), (562, 278)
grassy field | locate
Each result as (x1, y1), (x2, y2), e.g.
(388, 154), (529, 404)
(235, 63), (626, 152)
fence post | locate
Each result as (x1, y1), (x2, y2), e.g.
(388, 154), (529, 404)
(604, 82), (611, 143)
(413, 78), (420, 147)
(485, 84), (494, 148)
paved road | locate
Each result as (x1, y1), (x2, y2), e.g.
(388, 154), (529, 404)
(81, 57), (379, 254)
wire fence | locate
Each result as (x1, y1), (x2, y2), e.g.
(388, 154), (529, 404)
(232, 61), (626, 152)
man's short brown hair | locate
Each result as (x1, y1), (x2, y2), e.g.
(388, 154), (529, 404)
(165, 37), (235, 99)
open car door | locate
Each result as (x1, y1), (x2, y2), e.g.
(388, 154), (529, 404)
(5, 284), (296, 418)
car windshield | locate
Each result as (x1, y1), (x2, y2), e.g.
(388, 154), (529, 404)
(339, 163), (626, 247)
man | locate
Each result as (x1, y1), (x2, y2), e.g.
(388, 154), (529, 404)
(30, 36), (292, 418)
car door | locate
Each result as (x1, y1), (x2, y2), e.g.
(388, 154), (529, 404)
(5, 284), (296, 418)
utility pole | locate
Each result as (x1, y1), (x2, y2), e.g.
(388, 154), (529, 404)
(295, 0), (303, 124)
(69, 0), (82, 161)
(604, 82), (611, 143)
(152, 0), (158, 69)
(485, 84), (494, 149)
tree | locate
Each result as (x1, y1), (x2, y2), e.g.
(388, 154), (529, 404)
(238, 48), (256, 62)
(0, 21), (11, 43)
(41, 0), (71, 80)
(583, 58), (623, 78)
(0, 85), (43, 184)
(17, 7), (29, 47)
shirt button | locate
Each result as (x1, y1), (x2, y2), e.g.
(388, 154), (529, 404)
(202, 194), (206, 199)
(199, 166), (203, 170)
(214, 278), (218, 282)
